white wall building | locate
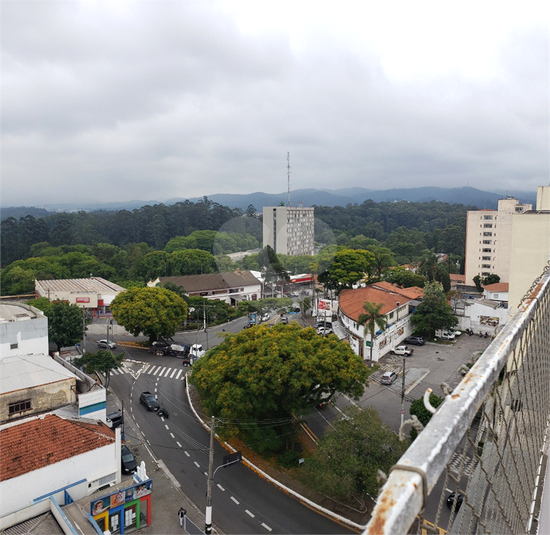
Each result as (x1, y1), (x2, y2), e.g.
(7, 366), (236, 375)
(464, 197), (532, 286)
(338, 283), (423, 362)
(0, 414), (120, 527)
(262, 206), (315, 256)
(0, 303), (48, 360)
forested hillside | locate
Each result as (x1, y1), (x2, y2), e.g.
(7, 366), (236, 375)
(0, 197), (470, 296)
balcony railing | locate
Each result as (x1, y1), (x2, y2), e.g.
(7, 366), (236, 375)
(365, 265), (550, 535)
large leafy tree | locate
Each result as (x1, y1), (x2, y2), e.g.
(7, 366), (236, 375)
(357, 301), (388, 362)
(77, 349), (123, 390)
(190, 323), (370, 452)
(385, 266), (426, 288)
(39, 299), (85, 352)
(319, 249), (375, 292)
(111, 286), (188, 342)
(411, 281), (457, 338)
(305, 406), (409, 509)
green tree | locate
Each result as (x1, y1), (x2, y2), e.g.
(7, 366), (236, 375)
(111, 287), (188, 343)
(305, 406), (409, 509)
(473, 275), (483, 292)
(482, 273), (500, 286)
(357, 301), (388, 362)
(385, 266), (426, 288)
(409, 393), (444, 439)
(77, 350), (123, 390)
(189, 323), (370, 452)
(411, 281), (458, 338)
(44, 300), (85, 352)
(319, 249), (375, 292)
(167, 249), (216, 276)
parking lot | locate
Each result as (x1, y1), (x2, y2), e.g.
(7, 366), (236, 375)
(351, 334), (493, 433)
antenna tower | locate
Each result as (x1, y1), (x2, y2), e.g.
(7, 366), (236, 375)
(287, 151), (292, 206)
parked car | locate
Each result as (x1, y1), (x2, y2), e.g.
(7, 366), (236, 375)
(390, 345), (414, 356)
(97, 339), (116, 350)
(317, 326), (333, 336)
(380, 371), (398, 385)
(261, 313), (269, 322)
(121, 445), (137, 474)
(451, 329), (462, 337)
(140, 391), (160, 412)
(440, 332), (456, 340)
(314, 320), (332, 328)
(280, 316), (288, 324)
(404, 336), (425, 346)
(106, 410), (123, 429)
(446, 491), (464, 511)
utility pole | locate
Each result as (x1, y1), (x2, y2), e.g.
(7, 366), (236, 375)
(205, 416), (215, 534)
(401, 357), (406, 429)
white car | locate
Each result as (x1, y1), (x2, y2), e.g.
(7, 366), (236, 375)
(317, 326), (333, 336)
(97, 339), (116, 350)
(261, 313), (269, 322)
(440, 332), (456, 340)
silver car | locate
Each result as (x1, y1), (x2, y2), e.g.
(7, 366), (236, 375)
(97, 339), (116, 350)
(380, 371), (398, 385)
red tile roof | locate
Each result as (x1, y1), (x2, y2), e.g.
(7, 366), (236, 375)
(449, 274), (465, 282)
(483, 283), (509, 292)
(0, 414), (115, 482)
(339, 283), (424, 322)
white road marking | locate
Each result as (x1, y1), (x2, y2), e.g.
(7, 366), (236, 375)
(194, 461), (200, 468)
(261, 523), (272, 532)
(184, 451), (190, 457)
(165, 424), (169, 430)
(230, 496), (240, 505)
(148, 366), (158, 375)
(245, 510), (255, 518)
(170, 433), (175, 438)
(163, 367), (172, 377)
(176, 441), (182, 447)
(154, 367), (165, 376)
(170, 368), (177, 378)
(142, 364), (151, 374)
(176, 370), (183, 380)
(217, 484), (225, 491)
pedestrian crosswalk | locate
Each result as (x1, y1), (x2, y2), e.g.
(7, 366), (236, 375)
(111, 362), (187, 380)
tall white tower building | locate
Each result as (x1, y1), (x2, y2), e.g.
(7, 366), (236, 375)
(262, 206), (315, 256)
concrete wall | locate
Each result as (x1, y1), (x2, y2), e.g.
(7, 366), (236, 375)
(0, 313), (48, 360)
(0, 378), (77, 423)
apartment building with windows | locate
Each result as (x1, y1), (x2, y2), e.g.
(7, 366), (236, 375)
(464, 197), (532, 286)
(262, 206), (315, 256)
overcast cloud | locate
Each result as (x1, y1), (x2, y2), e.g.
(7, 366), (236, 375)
(2, 1), (548, 207)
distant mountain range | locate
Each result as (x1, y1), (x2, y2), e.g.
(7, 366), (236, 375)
(1, 187), (537, 219)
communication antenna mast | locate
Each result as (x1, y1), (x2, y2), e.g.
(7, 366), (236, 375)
(287, 151), (292, 206)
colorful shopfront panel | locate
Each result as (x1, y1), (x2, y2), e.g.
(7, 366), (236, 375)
(91, 479), (152, 534)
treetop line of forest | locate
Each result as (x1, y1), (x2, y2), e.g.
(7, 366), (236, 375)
(0, 198), (469, 296)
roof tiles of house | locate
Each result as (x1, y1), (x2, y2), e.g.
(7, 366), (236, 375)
(0, 414), (115, 482)
(158, 270), (260, 293)
(450, 274), (466, 283)
(339, 283), (424, 322)
(483, 283), (509, 292)
(370, 281), (424, 300)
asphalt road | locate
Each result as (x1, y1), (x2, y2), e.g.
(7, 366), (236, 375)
(86, 319), (355, 535)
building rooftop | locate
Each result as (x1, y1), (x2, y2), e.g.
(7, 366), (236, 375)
(35, 277), (125, 295)
(0, 303), (44, 324)
(155, 270), (261, 293)
(0, 414), (115, 481)
(339, 283), (423, 322)
(0, 354), (78, 395)
(483, 282), (509, 292)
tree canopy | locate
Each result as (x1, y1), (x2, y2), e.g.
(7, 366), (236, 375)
(189, 323), (370, 451)
(111, 286), (188, 342)
(33, 299), (84, 352)
(305, 406), (409, 509)
(411, 281), (457, 338)
(77, 349), (123, 389)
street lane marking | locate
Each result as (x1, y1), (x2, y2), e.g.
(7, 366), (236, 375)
(184, 451), (190, 457)
(170, 368), (177, 378)
(155, 367), (166, 376)
(230, 497), (240, 505)
(261, 523), (272, 532)
(217, 484), (225, 491)
(148, 366), (158, 375)
(170, 433), (175, 438)
(194, 461), (200, 468)
(142, 364), (151, 374)
(165, 424), (169, 430)
(245, 510), (255, 518)
(177, 441), (182, 447)
(163, 367), (172, 377)
(176, 370), (183, 380)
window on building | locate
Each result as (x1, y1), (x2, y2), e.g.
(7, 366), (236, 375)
(483, 232), (492, 236)
(482, 248), (492, 252)
(482, 264), (491, 269)
(483, 215), (493, 220)
(8, 399), (31, 415)
(483, 240), (492, 244)
(482, 256), (491, 261)
(10, 343), (18, 350)
(483, 223), (493, 228)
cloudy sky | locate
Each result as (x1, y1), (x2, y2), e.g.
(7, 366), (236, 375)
(2, 1), (548, 207)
